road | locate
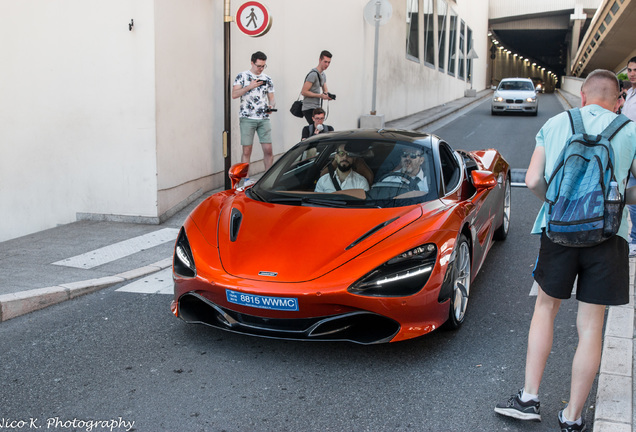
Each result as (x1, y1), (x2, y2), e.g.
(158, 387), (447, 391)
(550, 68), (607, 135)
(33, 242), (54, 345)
(0, 93), (591, 432)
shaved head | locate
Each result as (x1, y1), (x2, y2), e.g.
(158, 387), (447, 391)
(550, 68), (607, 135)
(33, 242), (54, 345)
(581, 69), (620, 105)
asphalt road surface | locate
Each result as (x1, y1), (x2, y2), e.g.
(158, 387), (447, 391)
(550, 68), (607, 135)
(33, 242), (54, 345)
(1, 93), (591, 432)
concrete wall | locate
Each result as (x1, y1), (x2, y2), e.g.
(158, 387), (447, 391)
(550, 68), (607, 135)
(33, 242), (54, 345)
(0, 0), (490, 242)
(0, 0), (158, 241)
(154, 0), (225, 217)
(561, 75), (584, 95)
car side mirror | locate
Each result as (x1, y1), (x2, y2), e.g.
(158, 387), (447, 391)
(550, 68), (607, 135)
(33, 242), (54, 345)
(228, 163), (250, 189)
(471, 170), (497, 189)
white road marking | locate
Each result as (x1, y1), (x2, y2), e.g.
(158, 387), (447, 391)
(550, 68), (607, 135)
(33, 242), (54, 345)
(116, 268), (173, 294)
(52, 228), (179, 269)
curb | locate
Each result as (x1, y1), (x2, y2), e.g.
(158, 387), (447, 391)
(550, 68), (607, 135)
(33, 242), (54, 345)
(0, 258), (172, 322)
(386, 90), (493, 131)
(594, 258), (635, 432)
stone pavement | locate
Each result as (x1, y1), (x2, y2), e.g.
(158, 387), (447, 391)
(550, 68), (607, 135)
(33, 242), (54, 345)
(0, 88), (632, 431)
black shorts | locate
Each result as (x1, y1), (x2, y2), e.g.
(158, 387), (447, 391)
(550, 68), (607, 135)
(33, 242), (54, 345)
(534, 232), (629, 305)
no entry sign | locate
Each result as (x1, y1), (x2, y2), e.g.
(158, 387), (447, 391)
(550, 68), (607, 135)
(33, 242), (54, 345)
(236, 1), (272, 37)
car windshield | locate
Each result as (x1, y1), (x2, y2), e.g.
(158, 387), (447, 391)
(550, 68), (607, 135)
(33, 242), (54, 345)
(499, 81), (534, 91)
(248, 135), (439, 209)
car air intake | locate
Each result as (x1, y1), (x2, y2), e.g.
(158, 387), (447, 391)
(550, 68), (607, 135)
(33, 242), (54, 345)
(176, 292), (400, 344)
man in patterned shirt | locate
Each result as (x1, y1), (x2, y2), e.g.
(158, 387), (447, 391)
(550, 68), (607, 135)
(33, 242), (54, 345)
(232, 51), (276, 170)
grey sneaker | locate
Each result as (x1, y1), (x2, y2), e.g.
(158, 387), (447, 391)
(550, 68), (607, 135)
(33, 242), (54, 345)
(494, 389), (541, 421)
(558, 410), (586, 432)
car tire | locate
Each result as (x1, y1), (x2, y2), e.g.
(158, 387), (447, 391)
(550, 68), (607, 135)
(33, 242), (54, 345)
(444, 234), (471, 330)
(493, 175), (511, 241)
(491, 108), (497, 116)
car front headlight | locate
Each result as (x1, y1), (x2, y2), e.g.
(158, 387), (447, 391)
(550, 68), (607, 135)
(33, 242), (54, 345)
(493, 96), (504, 102)
(348, 244), (437, 297)
(526, 97), (536, 103)
(174, 228), (196, 278)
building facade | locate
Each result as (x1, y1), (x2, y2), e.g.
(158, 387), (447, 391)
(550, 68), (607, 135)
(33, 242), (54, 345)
(0, 0), (490, 242)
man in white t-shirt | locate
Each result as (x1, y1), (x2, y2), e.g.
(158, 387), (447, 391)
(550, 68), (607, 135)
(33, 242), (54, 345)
(315, 144), (369, 193)
(232, 51), (276, 170)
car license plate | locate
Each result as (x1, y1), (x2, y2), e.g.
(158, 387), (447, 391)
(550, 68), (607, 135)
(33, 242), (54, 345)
(226, 289), (299, 311)
(506, 105), (518, 109)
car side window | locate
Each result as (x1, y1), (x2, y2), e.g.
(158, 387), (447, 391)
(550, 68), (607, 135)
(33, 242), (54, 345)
(439, 142), (461, 194)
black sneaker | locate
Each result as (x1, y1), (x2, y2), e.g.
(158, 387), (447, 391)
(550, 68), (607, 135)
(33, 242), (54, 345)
(494, 389), (541, 421)
(558, 410), (586, 432)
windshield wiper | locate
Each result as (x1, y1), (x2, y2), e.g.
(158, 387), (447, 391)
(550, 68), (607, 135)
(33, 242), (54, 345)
(301, 197), (347, 207)
(266, 195), (347, 207)
(267, 196), (304, 204)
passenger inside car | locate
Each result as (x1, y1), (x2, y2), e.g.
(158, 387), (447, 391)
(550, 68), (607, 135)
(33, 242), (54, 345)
(315, 144), (371, 193)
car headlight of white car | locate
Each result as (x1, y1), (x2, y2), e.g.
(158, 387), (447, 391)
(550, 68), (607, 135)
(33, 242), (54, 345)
(526, 97), (536, 103)
(493, 96), (504, 102)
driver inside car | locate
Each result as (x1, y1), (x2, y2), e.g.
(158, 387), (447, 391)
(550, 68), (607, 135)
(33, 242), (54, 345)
(379, 149), (429, 193)
(315, 144), (370, 193)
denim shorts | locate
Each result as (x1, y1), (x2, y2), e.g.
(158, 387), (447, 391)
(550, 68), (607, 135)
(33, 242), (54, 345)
(239, 118), (272, 146)
(534, 231), (629, 305)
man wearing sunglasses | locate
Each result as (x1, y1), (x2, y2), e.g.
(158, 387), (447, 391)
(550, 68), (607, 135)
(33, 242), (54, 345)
(315, 144), (369, 193)
(381, 149), (429, 193)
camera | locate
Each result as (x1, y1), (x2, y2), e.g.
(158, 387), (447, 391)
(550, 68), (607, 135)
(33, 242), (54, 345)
(327, 92), (336, 100)
(264, 108), (277, 113)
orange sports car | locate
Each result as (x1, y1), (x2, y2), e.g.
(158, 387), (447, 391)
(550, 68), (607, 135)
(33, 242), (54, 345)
(171, 129), (511, 344)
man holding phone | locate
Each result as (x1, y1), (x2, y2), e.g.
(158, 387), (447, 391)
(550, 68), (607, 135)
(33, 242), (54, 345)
(232, 51), (276, 171)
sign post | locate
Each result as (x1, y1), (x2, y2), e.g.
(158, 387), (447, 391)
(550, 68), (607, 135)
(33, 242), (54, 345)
(224, 1), (272, 189)
(360, 0), (392, 128)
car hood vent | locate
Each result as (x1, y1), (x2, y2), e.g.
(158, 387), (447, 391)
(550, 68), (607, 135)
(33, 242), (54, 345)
(346, 217), (399, 250)
(229, 208), (242, 242)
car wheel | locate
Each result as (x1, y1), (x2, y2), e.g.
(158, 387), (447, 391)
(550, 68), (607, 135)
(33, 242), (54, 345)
(491, 108), (497, 116)
(493, 176), (511, 241)
(445, 235), (471, 329)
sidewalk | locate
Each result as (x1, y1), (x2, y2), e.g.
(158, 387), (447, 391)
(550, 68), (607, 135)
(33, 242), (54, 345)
(0, 89), (632, 431)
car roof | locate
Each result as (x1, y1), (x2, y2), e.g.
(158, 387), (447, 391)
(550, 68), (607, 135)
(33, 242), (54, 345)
(302, 128), (437, 145)
(500, 77), (533, 83)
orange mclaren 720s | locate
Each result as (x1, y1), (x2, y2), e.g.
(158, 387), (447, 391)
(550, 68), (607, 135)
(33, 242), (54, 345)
(171, 129), (511, 344)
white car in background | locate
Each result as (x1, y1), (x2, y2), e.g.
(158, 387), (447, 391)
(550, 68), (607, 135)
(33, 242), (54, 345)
(491, 78), (538, 116)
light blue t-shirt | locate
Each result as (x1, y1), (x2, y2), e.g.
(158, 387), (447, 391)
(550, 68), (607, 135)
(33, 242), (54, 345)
(531, 104), (636, 241)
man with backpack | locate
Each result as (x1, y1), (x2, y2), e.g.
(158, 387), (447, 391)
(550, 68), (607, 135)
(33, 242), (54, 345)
(495, 69), (636, 431)
(301, 50), (335, 125)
